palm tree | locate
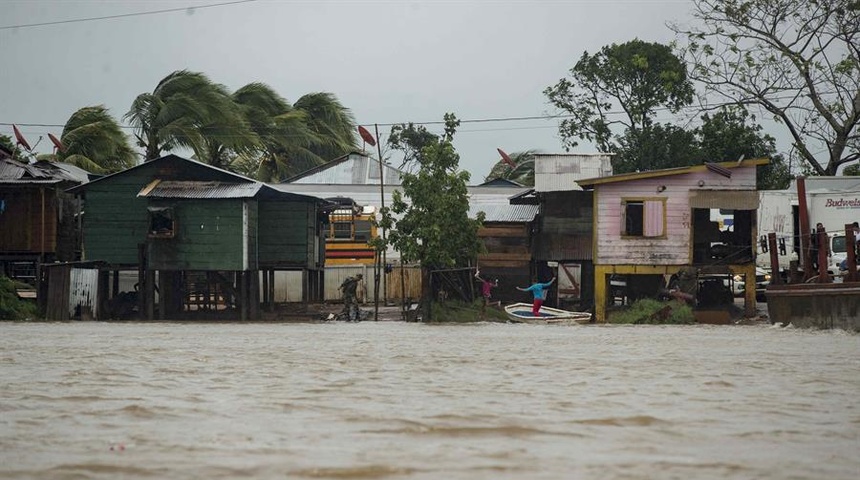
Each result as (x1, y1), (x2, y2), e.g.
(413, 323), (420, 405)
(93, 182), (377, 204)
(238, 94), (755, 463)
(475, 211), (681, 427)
(231, 83), (317, 181)
(293, 92), (356, 162)
(232, 86), (357, 182)
(39, 106), (136, 174)
(485, 150), (538, 186)
(125, 70), (249, 162)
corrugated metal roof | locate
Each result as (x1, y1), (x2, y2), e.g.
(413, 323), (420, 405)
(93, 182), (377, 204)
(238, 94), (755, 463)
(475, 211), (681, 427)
(287, 152), (405, 185)
(67, 154), (254, 194)
(0, 158), (89, 185)
(470, 203), (538, 222)
(534, 153), (614, 192)
(272, 184), (534, 221)
(138, 180), (265, 199)
(577, 158), (770, 187)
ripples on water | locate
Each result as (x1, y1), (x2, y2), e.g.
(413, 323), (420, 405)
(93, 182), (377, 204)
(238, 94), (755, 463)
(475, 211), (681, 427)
(1, 322), (858, 480)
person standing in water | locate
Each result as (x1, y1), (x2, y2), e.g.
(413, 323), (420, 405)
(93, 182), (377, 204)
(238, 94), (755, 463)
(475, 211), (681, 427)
(475, 269), (499, 319)
(516, 276), (556, 315)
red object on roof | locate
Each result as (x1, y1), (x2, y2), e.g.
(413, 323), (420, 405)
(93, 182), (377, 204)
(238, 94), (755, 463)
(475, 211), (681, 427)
(497, 148), (516, 169)
(358, 126), (376, 147)
(13, 125), (32, 151)
(48, 133), (66, 153)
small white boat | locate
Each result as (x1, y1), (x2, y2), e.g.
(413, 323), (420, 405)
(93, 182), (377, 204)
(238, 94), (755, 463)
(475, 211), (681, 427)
(504, 303), (592, 325)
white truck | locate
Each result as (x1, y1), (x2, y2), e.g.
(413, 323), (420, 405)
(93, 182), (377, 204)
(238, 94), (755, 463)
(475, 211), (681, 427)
(757, 178), (860, 277)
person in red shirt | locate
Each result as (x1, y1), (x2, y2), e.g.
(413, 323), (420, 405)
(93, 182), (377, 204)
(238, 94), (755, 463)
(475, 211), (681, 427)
(475, 270), (499, 318)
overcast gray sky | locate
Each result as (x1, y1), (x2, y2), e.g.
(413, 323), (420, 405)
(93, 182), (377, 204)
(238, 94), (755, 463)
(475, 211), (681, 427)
(2, 0), (692, 181)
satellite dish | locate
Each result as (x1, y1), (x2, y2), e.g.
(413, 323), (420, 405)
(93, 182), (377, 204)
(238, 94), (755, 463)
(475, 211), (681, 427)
(12, 125), (32, 151)
(497, 148), (516, 168)
(48, 133), (66, 153)
(358, 125), (376, 147)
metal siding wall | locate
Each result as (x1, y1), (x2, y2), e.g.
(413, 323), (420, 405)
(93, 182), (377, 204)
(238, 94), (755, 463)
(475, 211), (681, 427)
(69, 267), (99, 319)
(267, 265), (423, 303)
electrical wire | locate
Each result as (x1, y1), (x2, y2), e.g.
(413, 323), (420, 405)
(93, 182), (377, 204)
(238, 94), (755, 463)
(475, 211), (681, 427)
(0, 0), (260, 31)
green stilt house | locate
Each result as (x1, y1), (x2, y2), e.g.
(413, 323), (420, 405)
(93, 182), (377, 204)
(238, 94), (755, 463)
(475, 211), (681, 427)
(64, 154), (328, 320)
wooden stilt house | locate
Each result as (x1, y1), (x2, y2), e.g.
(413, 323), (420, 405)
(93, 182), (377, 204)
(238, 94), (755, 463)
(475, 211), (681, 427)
(64, 155), (328, 320)
(576, 158), (768, 323)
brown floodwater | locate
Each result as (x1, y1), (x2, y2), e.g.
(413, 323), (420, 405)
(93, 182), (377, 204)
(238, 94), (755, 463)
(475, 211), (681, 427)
(1, 321), (858, 480)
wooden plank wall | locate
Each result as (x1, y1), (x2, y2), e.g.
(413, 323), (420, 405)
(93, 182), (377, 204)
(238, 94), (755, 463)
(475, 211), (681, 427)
(595, 167), (757, 266)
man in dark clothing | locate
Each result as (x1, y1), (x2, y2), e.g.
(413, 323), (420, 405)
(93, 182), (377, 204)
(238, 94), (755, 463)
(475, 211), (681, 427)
(339, 274), (363, 320)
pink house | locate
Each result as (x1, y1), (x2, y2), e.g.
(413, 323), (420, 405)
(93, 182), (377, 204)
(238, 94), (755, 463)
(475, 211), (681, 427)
(576, 158), (768, 322)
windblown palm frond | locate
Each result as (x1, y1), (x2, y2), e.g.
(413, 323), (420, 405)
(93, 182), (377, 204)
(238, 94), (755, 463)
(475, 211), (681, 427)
(294, 92), (357, 161)
(125, 70), (245, 162)
(52, 105), (136, 173)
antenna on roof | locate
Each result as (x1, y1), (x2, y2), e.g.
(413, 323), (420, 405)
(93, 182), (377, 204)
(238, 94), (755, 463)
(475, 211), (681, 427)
(358, 125), (376, 148)
(12, 124), (32, 151)
(497, 148), (517, 169)
(48, 133), (66, 154)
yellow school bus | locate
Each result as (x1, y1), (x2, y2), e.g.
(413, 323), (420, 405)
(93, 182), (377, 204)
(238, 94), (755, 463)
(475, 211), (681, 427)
(324, 198), (378, 265)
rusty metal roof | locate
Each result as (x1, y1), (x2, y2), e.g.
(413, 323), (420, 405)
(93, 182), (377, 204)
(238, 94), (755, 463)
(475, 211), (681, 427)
(0, 158), (90, 185)
(138, 180), (266, 199)
(137, 179), (327, 203)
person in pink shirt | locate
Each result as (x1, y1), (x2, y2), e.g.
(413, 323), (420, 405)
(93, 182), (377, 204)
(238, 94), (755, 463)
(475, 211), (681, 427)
(475, 270), (499, 318)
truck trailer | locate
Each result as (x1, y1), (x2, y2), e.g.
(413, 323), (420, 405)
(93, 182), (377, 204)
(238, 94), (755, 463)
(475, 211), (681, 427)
(757, 178), (860, 278)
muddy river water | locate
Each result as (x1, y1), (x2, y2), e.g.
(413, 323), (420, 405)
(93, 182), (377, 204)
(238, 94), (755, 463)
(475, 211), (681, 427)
(1, 322), (858, 479)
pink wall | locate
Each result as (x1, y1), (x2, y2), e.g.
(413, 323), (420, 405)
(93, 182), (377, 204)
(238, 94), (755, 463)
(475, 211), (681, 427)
(594, 166), (757, 265)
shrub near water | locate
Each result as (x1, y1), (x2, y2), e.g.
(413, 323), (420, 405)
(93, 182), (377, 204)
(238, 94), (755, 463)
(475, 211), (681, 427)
(0, 276), (39, 320)
(609, 298), (694, 324)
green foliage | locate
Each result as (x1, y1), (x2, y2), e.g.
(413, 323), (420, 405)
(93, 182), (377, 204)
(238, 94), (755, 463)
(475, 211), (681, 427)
(385, 114), (484, 270)
(125, 70), (251, 161)
(0, 133), (33, 162)
(293, 92), (357, 162)
(124, 71), (357, 177)
(608, 298), (694, 325)
(0, 276), (40, 320)
(228, 85), (357, 181)
(614, 123), (700, 173)
(42, 106), (137, 174)
(544, 39), (694, 152)
(610, 105), (792, 188)
(485, 150), (537, 186)
(697, 107), (791, 189)
(842, 163), (860, 176)
(0, 133), (15, 153)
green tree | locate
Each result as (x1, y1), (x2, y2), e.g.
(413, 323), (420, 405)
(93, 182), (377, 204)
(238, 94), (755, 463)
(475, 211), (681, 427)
(387, 121), (444, 171)
(232, 86), (357, 182)
(1, 132), (33, 162)
(39, 106), (136, 174)
(544, 39), (695, 153)
(385, 114), (484, 320)
(673, 0), (860, 175)
(614, 123), (701, 173)
(485, 150), (538, 186)
(230, 82), (311, 180)
(293, 92), (357, 163)
(0, 133), (16, 157)
(125, 70), (247, 161)
(843, 163), (860, 176)
(697, 107), (791, 190)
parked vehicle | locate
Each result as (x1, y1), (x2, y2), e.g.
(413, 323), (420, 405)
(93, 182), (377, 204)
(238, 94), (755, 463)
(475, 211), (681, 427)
(732, 267), (771, 301)
(758, 178), (860, 278)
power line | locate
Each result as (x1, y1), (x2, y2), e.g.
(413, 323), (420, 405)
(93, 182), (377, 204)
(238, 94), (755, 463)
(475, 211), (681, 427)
(0, 0), (260, 31)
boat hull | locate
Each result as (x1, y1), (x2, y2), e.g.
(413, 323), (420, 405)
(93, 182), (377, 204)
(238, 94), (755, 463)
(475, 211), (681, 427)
(504, 303), (591, 325)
